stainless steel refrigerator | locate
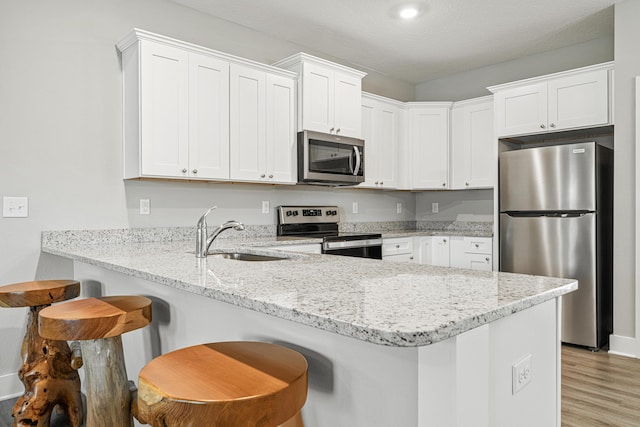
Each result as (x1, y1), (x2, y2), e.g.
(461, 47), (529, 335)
(499, 142), (613, 349)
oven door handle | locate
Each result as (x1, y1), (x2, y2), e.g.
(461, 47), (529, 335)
(352, 146), (361, 176)
(323, 238), (382, 251)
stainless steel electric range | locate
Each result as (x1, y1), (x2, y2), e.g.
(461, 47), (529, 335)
(276, 206), (382, 259)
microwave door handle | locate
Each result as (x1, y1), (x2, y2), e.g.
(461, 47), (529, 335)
(352, 146), (361, 176)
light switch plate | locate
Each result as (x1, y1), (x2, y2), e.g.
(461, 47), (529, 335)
(262, 201), (270, 214)
(3, 196), (28, 218)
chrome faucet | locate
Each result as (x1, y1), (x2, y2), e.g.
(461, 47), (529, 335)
(195, 206), (245, 258)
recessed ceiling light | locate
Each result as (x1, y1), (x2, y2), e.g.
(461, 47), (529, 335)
(399, 7), (419, 19)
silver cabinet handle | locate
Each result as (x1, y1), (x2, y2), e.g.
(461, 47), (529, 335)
(182, 168), (187, 173)
(485, 257), (490, 262)
(269, 174), (273, 178)
(550, 123), (556, 128)
(540, 124), (546, 129)
(192, 169), (198, 174)
(380, 181), (383, 185)
(330, 127), (335, 132)
(465, 182), (469, 186)
(375, 181), (379, 185)
(336, 128), (341, 133)
(261, 174), (266, 178)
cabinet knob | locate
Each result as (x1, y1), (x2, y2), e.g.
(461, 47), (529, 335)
(182, 168), (187, 173)
(330, 127), (335, 132)
(550, 123), (556, 128)
(261, 174), (266, 178)
(442, 182), (446, 187)
(269, 174), (273, 178)
(465, 182), (469, 186)
(192, 169), (198, 174)
(485, 257), (490, 262)
(396, 244), (400, 248)
(375, 181), (379, 185)
(443, 239), (447, 243)
(475, 243), (479, 248)
(540, 124), (546, 129)
(336, 128), (341, 133)
(410, 256), (414, 260)
(380, 181), (383, 185)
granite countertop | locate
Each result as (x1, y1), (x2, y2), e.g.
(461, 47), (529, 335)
(41, 228), (575, 347)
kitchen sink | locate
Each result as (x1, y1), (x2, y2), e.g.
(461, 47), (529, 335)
(208, 252), (287, 261)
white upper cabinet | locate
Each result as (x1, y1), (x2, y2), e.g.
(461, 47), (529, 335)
(188, 52), (230, 180)
(450, 97), (494, 189)
(360, 93), (400, 189)
(274, 53), (366, 138)
(408, 104), (451, 190)
(490, 62), (612, 138)
(117, 29), (296, 183)
(229, 64), (296, 184)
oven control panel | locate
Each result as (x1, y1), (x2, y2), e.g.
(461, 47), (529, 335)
(277, 206), (340, 224)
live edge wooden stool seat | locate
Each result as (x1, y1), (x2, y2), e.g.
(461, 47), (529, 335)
(38, 295), (152, 427)
(134, 341), (308, 427)
(0, 280), (83, 427)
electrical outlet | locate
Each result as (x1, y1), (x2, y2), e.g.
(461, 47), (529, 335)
(139, 199), (150, 215)
(352, 202), (359, 214)
(262, 201), (270, 214)
(512, 354), (532, 394)
(396, 203), (402, 214)
(3, 196), (29, 218)
(431, 202), (439, 213)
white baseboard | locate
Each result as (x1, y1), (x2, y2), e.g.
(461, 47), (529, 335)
(608, 334), (638, 358)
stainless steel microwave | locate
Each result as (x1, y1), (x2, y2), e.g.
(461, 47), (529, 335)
(297, 130), (365, 186)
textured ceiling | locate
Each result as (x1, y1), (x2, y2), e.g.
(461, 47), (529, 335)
(169, 0), (617, 84)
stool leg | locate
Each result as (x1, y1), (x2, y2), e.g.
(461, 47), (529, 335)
(12, 305), (83, 427)
(80, 336), (133, 427)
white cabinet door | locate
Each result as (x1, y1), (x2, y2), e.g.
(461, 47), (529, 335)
(411, 107), (449, 189)
(449, 236), (466, 268)
(188, 53), (230, 180)
(230, 64), (266, 181)
(451, 99), (494, 189)
(334, 71), (362, 138)
(140, 41), (190, 177)
(266, 74), (296, 183)
(360, 99), (378, 188)
(301, 62), (333, 134)
(548, 69), (609, 131)
(377, 104), (398, 188)
(360, 96), (398, 189)
(494, 83), (547, 137)
(419, 236), (450, 266)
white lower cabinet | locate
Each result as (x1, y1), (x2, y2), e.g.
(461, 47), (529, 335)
(382, 237), (416, 263)
(415, 236), (493, 271)
(418, 236), (450, 267)
(450, 236), (493, 271)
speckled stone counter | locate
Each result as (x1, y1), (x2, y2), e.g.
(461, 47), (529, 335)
(42, 228), (574, 347)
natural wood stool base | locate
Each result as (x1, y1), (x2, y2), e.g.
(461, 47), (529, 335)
(135, 341), (308, 427)
(0, 280), (83, 427)
(39, 295), (152, 427)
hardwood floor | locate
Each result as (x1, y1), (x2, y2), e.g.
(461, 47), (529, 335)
(562, 344), (640, 427)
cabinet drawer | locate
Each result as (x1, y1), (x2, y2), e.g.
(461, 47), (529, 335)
(382, 238), (413, 256)
(462, 237), (492, 254)
(466, 253), (493, 271)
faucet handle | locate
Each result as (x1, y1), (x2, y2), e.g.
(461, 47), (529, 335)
(197, 206), (217, 229)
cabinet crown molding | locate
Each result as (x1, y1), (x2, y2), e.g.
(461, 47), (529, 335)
(451, 95), (493, 108)
(487, 61), (614, 93)
(273, 52), (367, 79)
(115, 28), (297, 79)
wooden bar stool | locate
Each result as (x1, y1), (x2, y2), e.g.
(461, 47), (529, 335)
(0, 280), (83, 427)
(134, 341), (308, 427)
(38, 295), (152, 427)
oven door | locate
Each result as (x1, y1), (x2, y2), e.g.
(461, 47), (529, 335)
(298, 130), (365, 185)
(322, 238), (382, 259)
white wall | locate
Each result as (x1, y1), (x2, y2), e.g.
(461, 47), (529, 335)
(0, 0), (416, 391)
(609, 0), (640, 355)
(415, 36), (614, 102)
(415, 190), (494, 222)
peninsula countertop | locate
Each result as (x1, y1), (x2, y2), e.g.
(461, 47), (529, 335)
(41, 233), (575, 347)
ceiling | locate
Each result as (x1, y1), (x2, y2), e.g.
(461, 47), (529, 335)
(169, 0), (618, 85)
